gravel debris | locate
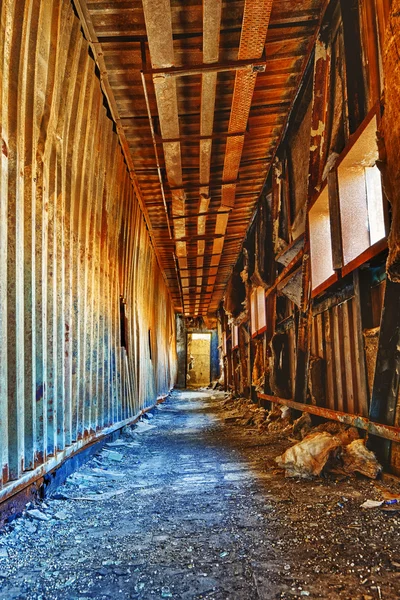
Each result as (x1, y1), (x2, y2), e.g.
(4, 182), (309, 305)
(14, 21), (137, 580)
(0, 390), (399, 599)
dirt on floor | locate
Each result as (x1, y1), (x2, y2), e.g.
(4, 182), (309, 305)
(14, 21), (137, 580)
(0, 390), (399, 600)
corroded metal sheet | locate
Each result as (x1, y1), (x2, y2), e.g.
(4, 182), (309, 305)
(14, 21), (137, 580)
(0, 0), (177, 495)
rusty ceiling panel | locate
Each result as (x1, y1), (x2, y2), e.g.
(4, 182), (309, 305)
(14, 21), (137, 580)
(78, 0), (326, 317)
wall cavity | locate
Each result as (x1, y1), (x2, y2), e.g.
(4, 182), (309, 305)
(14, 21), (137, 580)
(0, 0), (177, 496)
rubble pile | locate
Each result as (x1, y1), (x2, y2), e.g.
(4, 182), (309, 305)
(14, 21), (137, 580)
(219, 396), (292, 433)
(276, 431), (382, 480)
(1, 391), (399, 600)
(218, 395), (383, 481)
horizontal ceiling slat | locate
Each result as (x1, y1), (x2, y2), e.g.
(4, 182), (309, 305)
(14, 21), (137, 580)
(81, 0), (325, 316)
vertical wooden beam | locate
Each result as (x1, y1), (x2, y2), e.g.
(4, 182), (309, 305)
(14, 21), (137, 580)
(324, 309), (335, 410)
(340, 0), (367, 133)
(332, 304), (344, 411)
(368, 280), (400, 465)
(381, 0), (400, 282)
(295, 37), (331, 404)
(327, 170), (343, 270)
(360, 0), (381, 108)
(342, 301), (355, 414)
(375, 0), (391, 59)
(352, 269), (369, 417)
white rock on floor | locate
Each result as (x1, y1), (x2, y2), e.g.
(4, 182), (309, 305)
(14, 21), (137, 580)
(26, 509), (50, 522)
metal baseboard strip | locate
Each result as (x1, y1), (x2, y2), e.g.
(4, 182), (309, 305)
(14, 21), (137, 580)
(0, 392), (171, 507)
(258, 393), (400, 443)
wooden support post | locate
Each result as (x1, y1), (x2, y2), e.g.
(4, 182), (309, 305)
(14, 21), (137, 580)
(327, 171), (343, 270)
(368, 280), (400, 465)
(339, 0), (367, 133)
(352, 270), (369, 417)
(295, 37), (331, 404)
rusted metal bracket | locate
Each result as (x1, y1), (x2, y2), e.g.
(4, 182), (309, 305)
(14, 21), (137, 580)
(0, 393), (172, 506)
(171, 210), (231, 221)
(141, 55), (267, 78)
(257, 393), (400, 444)
(157, 131), (248, 144)
(169, 179), (239, 192)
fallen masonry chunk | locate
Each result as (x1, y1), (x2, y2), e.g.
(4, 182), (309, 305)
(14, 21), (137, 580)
(134, 421), (157, 433)
(276, 431), (382, 480)
(292, 413), (312, 439)
(361, 500), (384, 509)
(0, 547), (8, 558)
(91, 468), (124, 479)
(26, 509), (50, 522)
(312, 421), (360, 446)
(105, 439), (127, 448)
(67, 488), (128, 501)
(103, 450), (123, 462)
(24, 522), (37, 534)
(341, 439), (382, 479)
(276, 432), (341, 478)
(53, 511), (68, 521)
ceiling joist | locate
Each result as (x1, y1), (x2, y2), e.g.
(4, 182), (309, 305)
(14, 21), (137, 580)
(77, 0), (326, 317)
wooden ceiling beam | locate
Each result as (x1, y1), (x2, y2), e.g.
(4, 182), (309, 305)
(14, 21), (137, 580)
(205, 0), (273, 314)
(141, 0), (187, 275)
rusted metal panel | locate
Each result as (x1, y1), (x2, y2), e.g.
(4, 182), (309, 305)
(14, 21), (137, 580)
(0, 0), (177, 497)
(0, 0), (9, 487)
(308, 294), (369, 418)
(5, 0), (26, 481)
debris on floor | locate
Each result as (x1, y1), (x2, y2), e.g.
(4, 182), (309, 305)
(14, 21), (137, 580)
(361, 499), (385, 509)
(219, 395), (383, 481)
(0, 390), (399, 600)
(293, 412), (312, 439)
(342, 439), (382, 479)
(276, 431), (382, 480)
(219, 395), (292, 433)
(276, 432), (342, 478)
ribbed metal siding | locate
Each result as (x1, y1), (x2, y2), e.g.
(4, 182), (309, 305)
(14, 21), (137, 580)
(0, 0), (177, 492)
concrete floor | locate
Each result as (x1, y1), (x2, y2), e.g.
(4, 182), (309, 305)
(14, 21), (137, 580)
(0, 390), (400, 599)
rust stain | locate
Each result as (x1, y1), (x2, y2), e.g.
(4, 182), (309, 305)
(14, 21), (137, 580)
(2, 465), (9, 484)
(36, 383), (45, 403)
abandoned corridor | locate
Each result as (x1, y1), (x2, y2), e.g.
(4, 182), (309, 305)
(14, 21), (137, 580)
(0, 390), (399, 600)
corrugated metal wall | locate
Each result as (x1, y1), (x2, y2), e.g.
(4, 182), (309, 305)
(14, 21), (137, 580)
(311, 297), (369, 417)
(0, 0), (177, 493)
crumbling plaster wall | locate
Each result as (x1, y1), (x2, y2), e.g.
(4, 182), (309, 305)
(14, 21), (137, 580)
(288, 97), (312, 240)
(0, 0), (177, 493)
(382, 0), (400, 281)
